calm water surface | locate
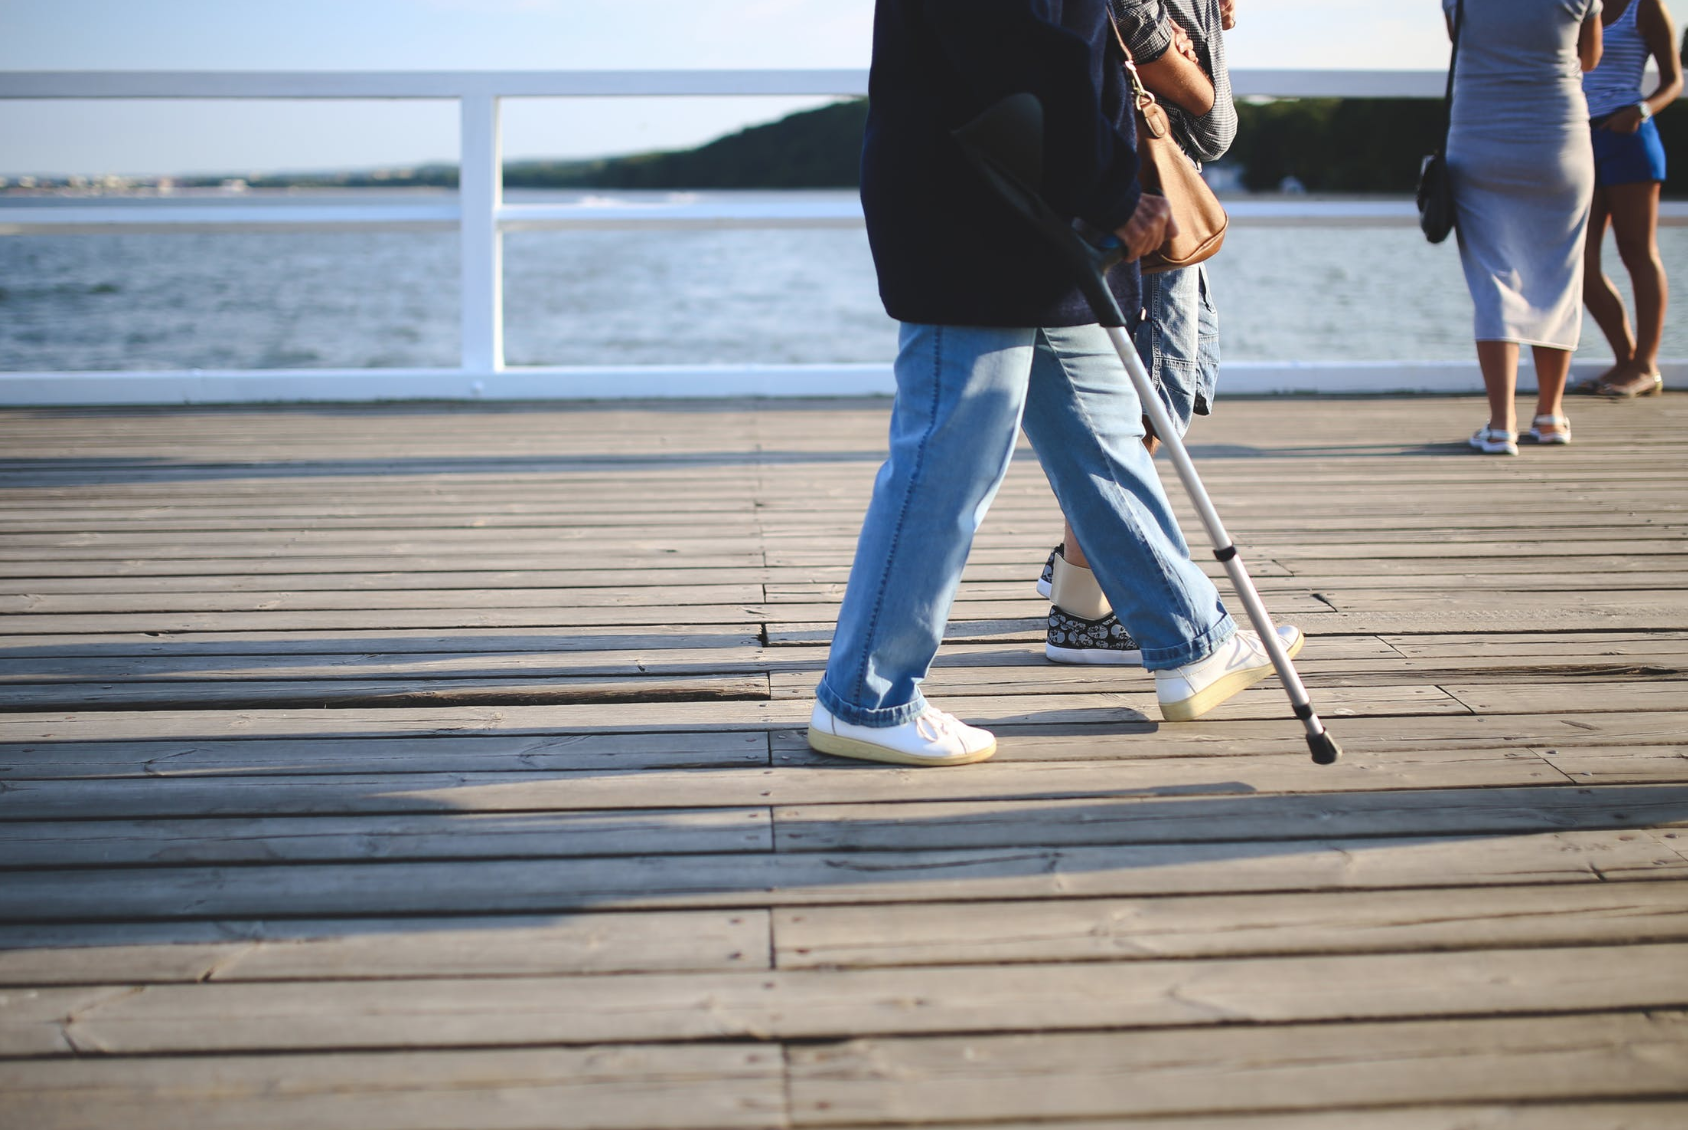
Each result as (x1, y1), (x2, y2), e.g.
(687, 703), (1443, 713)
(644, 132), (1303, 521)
(1, 190), (1680, 372)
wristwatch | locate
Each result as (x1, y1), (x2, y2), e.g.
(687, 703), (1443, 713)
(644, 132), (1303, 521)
(1636, 101), (1654, 122)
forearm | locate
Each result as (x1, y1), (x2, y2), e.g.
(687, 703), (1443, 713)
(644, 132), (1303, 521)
(1137, 47), (1215, 117)
(1578, 15), (1603, 72)
(1642, 1), (1684, 110)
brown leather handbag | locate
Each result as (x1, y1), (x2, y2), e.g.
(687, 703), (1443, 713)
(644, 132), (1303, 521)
(1106, 13), (1229, 274)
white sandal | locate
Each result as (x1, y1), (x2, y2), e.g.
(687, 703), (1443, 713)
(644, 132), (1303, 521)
(1469, 425), (1518, 456)
(1523, 414), (1571, 445)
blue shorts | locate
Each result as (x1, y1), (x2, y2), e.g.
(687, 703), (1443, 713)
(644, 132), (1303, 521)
(1591, 116), (1667, 187)
(1132, 262), (1219, 437)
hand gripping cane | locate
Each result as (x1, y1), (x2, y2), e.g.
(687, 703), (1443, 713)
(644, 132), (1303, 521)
(953, 94), (1341, 765)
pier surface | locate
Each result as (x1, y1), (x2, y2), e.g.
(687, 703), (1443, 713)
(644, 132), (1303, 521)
(1, 394), (1685, 1128)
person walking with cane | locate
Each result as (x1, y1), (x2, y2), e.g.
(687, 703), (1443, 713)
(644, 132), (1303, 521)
(807, 0), (1302, 767)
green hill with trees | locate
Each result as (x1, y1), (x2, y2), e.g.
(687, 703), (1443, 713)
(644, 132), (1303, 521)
(507, 94), (1685, 198)
(205, 90), (1684, 197)
(506, 100), (870, 189)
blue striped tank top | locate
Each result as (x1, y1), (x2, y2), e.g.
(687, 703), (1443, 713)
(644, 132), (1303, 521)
(1583, 0), (1652, 117)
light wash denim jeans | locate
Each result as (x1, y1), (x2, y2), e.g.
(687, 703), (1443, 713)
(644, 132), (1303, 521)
(1134, 263), (1220, 437)
(815, 321), (1237, 727)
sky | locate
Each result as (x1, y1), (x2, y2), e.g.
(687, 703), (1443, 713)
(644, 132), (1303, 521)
(2, 0), (1684, 178)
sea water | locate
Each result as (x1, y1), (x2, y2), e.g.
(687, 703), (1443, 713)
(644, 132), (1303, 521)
(1, 190), (1681, 373)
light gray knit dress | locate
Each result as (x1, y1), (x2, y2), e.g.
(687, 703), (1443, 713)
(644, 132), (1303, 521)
(1442, 0), (1601, 348)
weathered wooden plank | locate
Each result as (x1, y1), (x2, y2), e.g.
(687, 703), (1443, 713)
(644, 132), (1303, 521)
(0, 554), (767, 579)
(0, 567), (777, 593)
(1446, 681), (1688, 716)
(1, 638), (1408, 687)
(0, 680), (1471, 747)
(0, 730), (770, 780)
(0, 1044), (786, 1130)
(0, 830), (1679, 922)
(784, 1013), (1688, 1124)
(768, 571), (1688, 599)
(0, 672), (771, 711)
(4, 944), (1685, 1057)
(0, 754), (1578, 821)
(0, 584), (764, 615)
(774, 880), (1688, 967)
(0, 808), (772, 868)
(0, 624), (765, 657)
(769, 668), (1464, 708)
(764, 538), (1688, 565)
(1544, 747), (1688, 783)
(0, 910), (773, 985)
(764, 599), (1688, 643)
(771, 786), (1688, 853)
(806, 1106), (1688, 1130)
(0, 603), (780, 634)
(0, 645), (776, 684)
(796, 710), (1688, 764)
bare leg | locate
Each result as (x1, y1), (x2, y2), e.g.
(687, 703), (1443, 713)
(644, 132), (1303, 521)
(1477, 340), (1519, 435)
(1530, 345), (1572, 439)
(1603, 180), (1667, 395)
(1580, 188), (1632, 387)
(1062, 519), (1088, 568)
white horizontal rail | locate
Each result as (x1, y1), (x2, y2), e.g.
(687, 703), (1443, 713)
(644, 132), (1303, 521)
(7, 199), (1686, 236)
(0, 70), (872, 99)
(0, 69), (1469, 101)
(2, 360), (1683, 408)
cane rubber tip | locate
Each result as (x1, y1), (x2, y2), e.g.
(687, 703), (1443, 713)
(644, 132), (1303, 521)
(1308, 731), (1342, 765)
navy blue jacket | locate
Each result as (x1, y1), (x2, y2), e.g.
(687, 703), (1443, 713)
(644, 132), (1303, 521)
(862, 0), (1144, 327)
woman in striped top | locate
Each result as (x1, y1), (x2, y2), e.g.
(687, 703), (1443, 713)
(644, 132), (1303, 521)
(1579, 0), (1682, 398)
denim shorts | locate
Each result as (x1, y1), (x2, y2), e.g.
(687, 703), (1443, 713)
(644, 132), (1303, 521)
(1132, 262), (1220, 437)
(1592, 117), (1667, 187)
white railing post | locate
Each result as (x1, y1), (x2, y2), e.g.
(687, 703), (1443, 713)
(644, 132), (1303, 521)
(460, 94), (504, 376)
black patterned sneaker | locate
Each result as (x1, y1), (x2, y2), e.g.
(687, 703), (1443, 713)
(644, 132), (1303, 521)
(1035, 544), (1061, 599)
(1046, 606), (1143, 666)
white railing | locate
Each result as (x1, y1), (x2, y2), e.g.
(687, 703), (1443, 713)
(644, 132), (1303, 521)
(0, 69), (1681, 404)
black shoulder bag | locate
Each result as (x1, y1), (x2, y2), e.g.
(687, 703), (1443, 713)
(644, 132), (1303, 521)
(1417, 0), (1463, 244)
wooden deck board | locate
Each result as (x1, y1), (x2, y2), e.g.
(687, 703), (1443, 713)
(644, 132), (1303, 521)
(2, 393), (1685, 1127)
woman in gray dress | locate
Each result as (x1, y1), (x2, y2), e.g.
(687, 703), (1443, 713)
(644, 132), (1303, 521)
(1443, 0), (1604, 455)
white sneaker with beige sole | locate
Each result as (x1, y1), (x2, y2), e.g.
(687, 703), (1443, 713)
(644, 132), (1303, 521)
(1155, 626), (1305, 722)
(807, 702), (997, 767)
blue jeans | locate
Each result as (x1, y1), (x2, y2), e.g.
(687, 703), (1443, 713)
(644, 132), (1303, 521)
(815, 321), (1237, 727)
(1134, 263), (1220, 437)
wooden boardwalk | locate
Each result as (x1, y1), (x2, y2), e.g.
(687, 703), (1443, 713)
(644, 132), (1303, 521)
(0, 393), (1685, 1129)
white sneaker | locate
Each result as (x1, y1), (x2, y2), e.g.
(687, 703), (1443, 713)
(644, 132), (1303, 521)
(1155, 626), (1305, 722)
(807, 702), (997, 767)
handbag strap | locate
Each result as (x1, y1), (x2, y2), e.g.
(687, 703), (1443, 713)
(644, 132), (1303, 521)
(1103, 7), (1157, 112)
(1440, 0), (1464, 147)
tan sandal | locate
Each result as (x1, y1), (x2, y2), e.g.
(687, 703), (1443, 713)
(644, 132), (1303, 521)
(1598, 371), (1663, 399)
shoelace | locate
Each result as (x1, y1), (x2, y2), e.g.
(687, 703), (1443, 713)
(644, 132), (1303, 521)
(914, 709), (959, 743)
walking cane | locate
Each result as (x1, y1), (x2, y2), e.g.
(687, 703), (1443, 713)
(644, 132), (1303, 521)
(954, 94), (1342, 765)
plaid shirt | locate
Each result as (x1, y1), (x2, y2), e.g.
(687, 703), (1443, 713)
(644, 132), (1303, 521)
(1111, 0), (1237, 163)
